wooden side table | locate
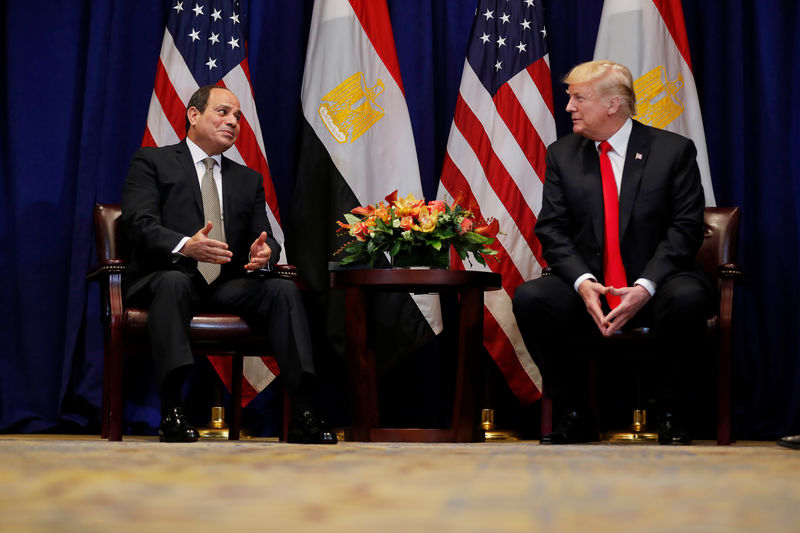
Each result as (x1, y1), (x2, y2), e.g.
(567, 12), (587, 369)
(330, 268), (502, 442)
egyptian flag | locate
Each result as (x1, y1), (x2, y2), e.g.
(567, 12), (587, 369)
(289, 0), (440, 366)
(594, 0), (716, 206)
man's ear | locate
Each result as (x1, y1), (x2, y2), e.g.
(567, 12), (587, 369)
(607, 95), (621, 116)
(186, 106), (199, 128)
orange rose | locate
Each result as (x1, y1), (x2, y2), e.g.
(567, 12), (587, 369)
(352, 221), (375, 241)
(427, 200), (446, 215)
(399, 215), (414, 230)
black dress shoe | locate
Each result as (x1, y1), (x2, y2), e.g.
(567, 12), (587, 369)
(778, 435), (800, 450)
(287, 410), (338, 444)
(540, 409), (596, 444)
(159, 406), (199, 443)
(657, 414), (692, 445)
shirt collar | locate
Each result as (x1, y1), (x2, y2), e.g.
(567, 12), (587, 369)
(185, 137), (222, 168)
(594, 117), (633, 157)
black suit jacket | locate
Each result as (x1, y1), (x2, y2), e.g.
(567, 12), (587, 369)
(536, 120), (706, 288)
(121, 139), (280, 296)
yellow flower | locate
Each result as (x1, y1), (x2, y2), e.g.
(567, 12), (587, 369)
(392, 192), (424, 218)
(411, 206), (438, 233)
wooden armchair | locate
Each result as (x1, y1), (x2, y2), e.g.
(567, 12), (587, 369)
(540, 207), (744, 445)
(87, 203), (295, 441)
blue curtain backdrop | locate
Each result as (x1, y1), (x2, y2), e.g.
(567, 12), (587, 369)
(1, 0), (798, 438)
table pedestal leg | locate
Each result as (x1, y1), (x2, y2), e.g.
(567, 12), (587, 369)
(345, 287), (378, 441)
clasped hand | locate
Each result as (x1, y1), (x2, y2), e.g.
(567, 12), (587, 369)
(578, 279), (651, 337)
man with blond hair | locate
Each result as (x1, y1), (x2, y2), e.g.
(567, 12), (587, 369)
(513, 61), (714, 445)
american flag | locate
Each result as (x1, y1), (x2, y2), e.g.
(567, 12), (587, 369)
(142, 0), (282, 405)
(438, 0), (557, 404)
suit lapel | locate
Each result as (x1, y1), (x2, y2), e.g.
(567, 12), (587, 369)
(174, 140), (204, 218)
(619, 121), (648, 238)
(579, 137), (605, 247)
(220, 157), (239, 244)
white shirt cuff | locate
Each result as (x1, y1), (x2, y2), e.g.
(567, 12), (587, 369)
(634, 278), (656, 296)
(171, 236), (190, 262)
(573, 273), (596, 293)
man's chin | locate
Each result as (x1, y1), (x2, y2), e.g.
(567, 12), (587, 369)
(218, 140), (237, 152)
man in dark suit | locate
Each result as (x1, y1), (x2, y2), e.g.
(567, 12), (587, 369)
(512, 61), (714, 445)
(122, 85), (336, 443)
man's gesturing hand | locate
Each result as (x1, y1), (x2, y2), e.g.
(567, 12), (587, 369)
(245, 231), (272, 270)
(180, 222), (232, 264)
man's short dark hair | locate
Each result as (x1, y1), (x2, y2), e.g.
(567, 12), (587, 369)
(185, 85), (225, 133)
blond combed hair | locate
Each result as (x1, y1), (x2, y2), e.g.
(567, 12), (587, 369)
(564, 60), (637, 116)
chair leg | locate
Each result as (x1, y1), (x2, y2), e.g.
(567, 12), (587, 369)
(717, 336), (733, 445)
(228, 356), (243, 440)
(101, 347), (110, 439)
(282, 387), (291, 442)
(541, 393), (553, 436)
(108, 346), (124, 441)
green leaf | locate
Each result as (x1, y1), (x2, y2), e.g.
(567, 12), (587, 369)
(343, 213), (361, 225)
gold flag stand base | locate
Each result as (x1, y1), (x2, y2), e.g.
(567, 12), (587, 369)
(197, 406), (252, 440)
(481, 409), (520, 442)
(604, 409), (657, 443)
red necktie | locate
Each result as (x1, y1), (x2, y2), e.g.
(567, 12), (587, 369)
(599, 141), (627, 308)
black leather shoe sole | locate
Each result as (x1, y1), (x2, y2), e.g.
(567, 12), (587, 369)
(159, 430), (199, 443)
(287, 423), (337, 444)
(777, 435), (800, 450)
(657, 427), (692, 445)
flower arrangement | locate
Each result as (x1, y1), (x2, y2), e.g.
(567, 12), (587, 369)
(335, 190), (499, 268)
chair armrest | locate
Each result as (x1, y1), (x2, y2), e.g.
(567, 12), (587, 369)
(86, 259), (126, 331)
(717, 263), (746, 283)
(87, 259), (127, 283)
(274, 264), (298, 281)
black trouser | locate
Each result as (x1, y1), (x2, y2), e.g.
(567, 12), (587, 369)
(128, 270), (317, 411)
(512, 271), (714, 414)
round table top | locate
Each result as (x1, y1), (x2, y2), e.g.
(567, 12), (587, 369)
(330, 268), (502, 292)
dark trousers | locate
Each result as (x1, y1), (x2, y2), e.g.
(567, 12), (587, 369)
(127, 270), (316, 395)
(512, 272), (714, 414)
